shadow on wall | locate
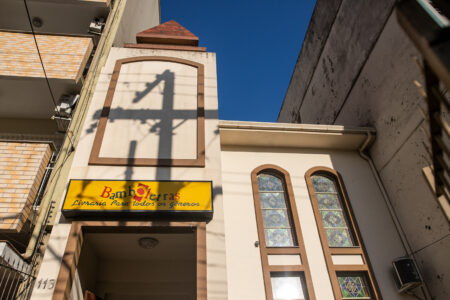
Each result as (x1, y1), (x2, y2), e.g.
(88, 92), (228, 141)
(327, 153), (421, 299)
(86, 68), (219, 170)
(61, 67), (223, 219)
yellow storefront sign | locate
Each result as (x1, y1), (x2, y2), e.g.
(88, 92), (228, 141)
(62, 180), (212, 217)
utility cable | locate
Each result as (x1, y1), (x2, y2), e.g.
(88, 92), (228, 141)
(23, 0), (76, 151)
(411, 233), (450, 255)
(23, 0), (57, 108)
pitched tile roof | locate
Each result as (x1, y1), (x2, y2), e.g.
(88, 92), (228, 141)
(136, 20), (199, 46)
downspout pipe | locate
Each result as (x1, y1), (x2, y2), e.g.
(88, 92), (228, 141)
(358, 132), (412, 255)
(21, 195), (54, 260)
(22, 146), (57, 261)
(358, 131), (431, 300)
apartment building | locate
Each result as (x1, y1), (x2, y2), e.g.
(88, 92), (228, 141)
(0, 1), (159, 299)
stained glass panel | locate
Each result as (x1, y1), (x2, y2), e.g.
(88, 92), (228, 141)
(316, 193), (340, 209)
(258, 174), (283, 191)
(338, 275), (370, 299)
(262, 209), (290, 228)
(325, 229), (352, 247)
(260, 192), (286, 209)
(321, 211), (346, 228)
(312, 174), (355, 247)
(271, 275), (306, 300)
(257, 172), (297, 247)
(311, 176), (336, 193)
(264, 229), (294, 247)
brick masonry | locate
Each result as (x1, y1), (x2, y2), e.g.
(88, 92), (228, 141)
(0, 142), (52, 233)
(0, 32), (93, 81)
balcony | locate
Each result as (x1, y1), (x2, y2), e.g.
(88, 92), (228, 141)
(0, 31), (93, 134)
(0, 31), (93, 81)
(0, 0), (110, 37)
(0, 241), (32, 300)
(0, 142), (53, 235)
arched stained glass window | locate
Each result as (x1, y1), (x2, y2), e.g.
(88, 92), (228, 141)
(257, 173), (297, 247)
(311, 174), (356, 248)
(252, 165), (316, 300)
(306, 167), (379, 300)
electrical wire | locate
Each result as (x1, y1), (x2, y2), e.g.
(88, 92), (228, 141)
(24, 0), (125, 206)
(22, 0), (57, 109)
(411, 233), (450, 255)
(22, 0), (76, 151)
(17, 0), (125, 235)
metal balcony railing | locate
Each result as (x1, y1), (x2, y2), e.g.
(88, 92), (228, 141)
(0, 196), (53, 300)
(0, 254), (33, 300)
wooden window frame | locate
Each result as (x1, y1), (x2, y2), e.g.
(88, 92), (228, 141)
(88, 56), (205, 167)
(51, 221), (207, 300)
(251, 164), (316, 300)
(305, 166), (381, 300)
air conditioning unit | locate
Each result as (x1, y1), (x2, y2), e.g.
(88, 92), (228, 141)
(392, 257), (422, 293)
(53, 94), (79, 132)
(88, 18), (105, 35)
(56, 94), (79, 118)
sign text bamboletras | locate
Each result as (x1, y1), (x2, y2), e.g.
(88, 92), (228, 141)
(62, 180), (213, 219)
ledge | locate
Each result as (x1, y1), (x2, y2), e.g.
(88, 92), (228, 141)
(219, 120), (376, 150)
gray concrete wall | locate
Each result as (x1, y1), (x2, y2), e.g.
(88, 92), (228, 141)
(278, 0), (342, 122)
(278, 1), (450, 299)
(279, 0), (395, 124)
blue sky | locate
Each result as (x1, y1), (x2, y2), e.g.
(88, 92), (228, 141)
(162, 0), (316, 122)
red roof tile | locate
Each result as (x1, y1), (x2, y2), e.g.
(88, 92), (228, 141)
(136, 20), (199, 46)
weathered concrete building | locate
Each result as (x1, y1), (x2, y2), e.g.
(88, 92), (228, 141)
(279, 1), (450, 299)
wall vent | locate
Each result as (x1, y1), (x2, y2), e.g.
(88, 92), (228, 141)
(392, 257), (422, 293)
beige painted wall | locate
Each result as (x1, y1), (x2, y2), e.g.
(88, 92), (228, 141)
(113, 0), (160, 46)
(99, 60), (198, 160)
(221, 146), (413, 300)
(31, 47), (227, 299)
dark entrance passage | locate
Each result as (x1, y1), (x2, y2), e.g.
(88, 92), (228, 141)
(74, 231), (196, 300)
(52, 222), (206, 300)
